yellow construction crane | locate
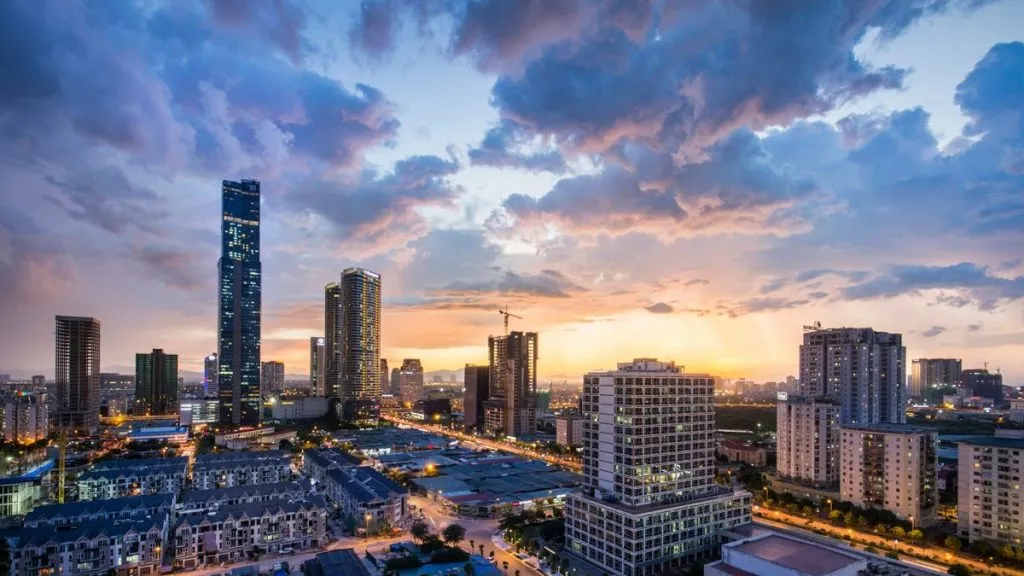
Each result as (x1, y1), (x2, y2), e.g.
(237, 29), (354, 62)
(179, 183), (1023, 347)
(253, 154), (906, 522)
(498, 306), (523, 334)
(57, 428), (67, 504)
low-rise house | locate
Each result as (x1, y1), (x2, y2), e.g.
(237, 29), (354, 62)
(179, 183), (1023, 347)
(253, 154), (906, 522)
(323, 466), (408, 534)
(717, 439), (768, 467)
(192, 450), (291, 489)
(177, 481), (311, 517)
(302, 448), (361, 484)
(8, 513), (168, 576)
(24, 493), (175, 528)
(171, 495), (329, 570)
(76, 457), (188, 501)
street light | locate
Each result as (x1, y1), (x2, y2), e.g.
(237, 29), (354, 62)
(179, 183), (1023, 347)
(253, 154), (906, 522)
(826, 499), (833, 514)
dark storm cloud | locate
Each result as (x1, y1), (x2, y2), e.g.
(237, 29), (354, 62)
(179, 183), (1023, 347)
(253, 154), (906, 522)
(289, 155), (462, 254)
(468, 120), (567, 173)
(645, 302), (674, 314)
(841, 263), (1024, 310)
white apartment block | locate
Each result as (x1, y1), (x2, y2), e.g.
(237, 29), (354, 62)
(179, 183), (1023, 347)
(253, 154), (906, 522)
(777, 397), (840, 487)
(565, 359), (751, 576)
(556, 414), (583, 447)
(958, 437), (1024, 545)
(1, 393), (48, 443)
(77, 457), (188, 501)
(840, 425), (938, 527)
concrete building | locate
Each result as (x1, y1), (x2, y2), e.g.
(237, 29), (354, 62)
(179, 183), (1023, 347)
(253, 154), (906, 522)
(217, 178), (262, 427)
(179, 398), (220, 426)
(963, 368), (1004, 404)
(332, 268), (382, 423)
(325, 282), (342, 400)
(54, 315), (102, 434)
(487, 331), (538, 438)
(76, 457), (188, 501)
(1009, 399), (1024, 424)
(172, 496), (328, 569)
(957, 436), (1024, 544)
(323, 466), (408, 535)
(706, 531), (867, 576)
(309, 337), (326, 396)
(799, 327), (906, 425)
(398, 358), (424, 406)
(910, 358), (961, 399)
(380, 358), (389, 399)
(0, 477), (43, 517)
(1, 392), (49, 442)
(192, 451), (292, 490)
(464, 364), (490, 431)
(390, 367), (400, 396)
(204, 353), (218, 397)
(261, 360), (285, 395)
(555, 414), (582, 447)
(718, 439), (767, 467)
(9, 513), (168, 576)
(177, 481), (310, 517)
(24, 493), (175, 528)
(565, 359), (751, 576)
(776, 397), (840, 487)
(135, 348), (179, 416)
(840, 424), (938, 527)
(271, 395), (330, 420)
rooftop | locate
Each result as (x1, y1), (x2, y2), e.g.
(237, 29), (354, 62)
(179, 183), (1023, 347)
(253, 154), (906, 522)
(731, 533), (864, 576)
(25, 493), (174, 526)
(176, 495), (328, 527)
(959, 436), (1024, 449)
(90, 456), (188, 471)
(308, 548), (371, 576)
(840, 423), (936, 435)
(180, 480), (310, 505)
(11, 513), (168, 549)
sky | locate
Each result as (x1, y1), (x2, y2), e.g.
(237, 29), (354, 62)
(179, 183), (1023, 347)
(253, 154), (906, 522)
(1, 0), (1023, 384)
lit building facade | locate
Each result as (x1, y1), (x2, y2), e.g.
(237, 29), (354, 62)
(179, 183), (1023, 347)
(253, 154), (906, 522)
(555, 414), (582, 447)
(398, 359), (424, 406)
(309, 337), (326, 396)
(962, 368), (1004, 404)
(203, 353), (218, 397)
(1, 392), (49, 443)
(840, 424), (938, 527)
(909, 358), (961, 399)
(487, 331), (538, 438)
(55, 315), (101, 434)
(565, 359), (751, 576)
(958, 436), (1024, 545)
(799, 327), (906, 425)
(135, 349), (179, 416)
(776, 397), (841, 487)
(218, 178), (262, 427)
(337, 268), (382, 423)
(261, 360), (285, 395)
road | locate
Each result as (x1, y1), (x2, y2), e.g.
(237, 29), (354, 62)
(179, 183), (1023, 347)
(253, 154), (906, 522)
(755, 507), (1024, 576)
(382, 414), (582, 472)
(409, 494), (543, 576)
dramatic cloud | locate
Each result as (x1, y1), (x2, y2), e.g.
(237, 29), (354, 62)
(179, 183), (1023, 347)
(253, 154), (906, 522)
(0, 207), (74, 310)
(922, 325), (947, 338)
(645, 302), (674, 314)
(204, 0), (309, 65)
(437, 269), (584, 299)
(841, 262), (1024, 311)
(468, 120), (566, 173)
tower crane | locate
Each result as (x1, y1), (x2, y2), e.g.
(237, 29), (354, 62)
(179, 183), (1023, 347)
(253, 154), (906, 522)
(498, 306), (523, 334)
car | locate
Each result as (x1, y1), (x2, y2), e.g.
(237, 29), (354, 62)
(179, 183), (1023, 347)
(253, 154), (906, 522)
(280, 547), (294, 555)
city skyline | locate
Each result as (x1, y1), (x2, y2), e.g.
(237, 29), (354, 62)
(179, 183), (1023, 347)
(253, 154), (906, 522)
(2, 2), (1024, 384)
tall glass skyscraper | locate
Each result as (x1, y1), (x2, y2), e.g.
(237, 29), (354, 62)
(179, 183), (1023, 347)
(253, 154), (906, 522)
(337, 267), (381, 423)
(218, 179), (262, 427)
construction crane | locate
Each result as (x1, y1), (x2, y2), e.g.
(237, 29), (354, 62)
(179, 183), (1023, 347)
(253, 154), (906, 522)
(803, 321), (822, 332)
(57, 428), (67, 504)
(498, 306), (523, 334)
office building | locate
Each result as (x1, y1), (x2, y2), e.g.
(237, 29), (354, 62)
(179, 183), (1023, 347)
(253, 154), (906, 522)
(962, 368), (1004, 404)
(777, 396), (840, 487)
(54, 315), (101, 434)
(565, 359), (751, 576)
(203, 353), (218, 396)
(192, 451), (292, 490)
(1, 392), (48, 443)
(799, 327), (905, 425)
(77, 457), (188, 501)
(9, 513), (168, 576)
(555, 414), (582, 447)
(958, 436), (1024, 544)
(271, 396), (330, 420)
(261, 360), (285, 395)
(218, 178), (262, 427)
(487, 331), (538, 438)
(380, 358), (389, 398)
(333, 267), (382, 423)
(463, 364), (490, 431)
(179, 398), (220, 426)
(324, 282), (343, 401)
(707, 530), (867, 576)
(134, 349), (178, 416)
(309, 337), (326, 396)
(100, 373), (134, 392)
(398, 358), (424, 406)
(840, 424), (938, 527)
(909, 358), (962, 399)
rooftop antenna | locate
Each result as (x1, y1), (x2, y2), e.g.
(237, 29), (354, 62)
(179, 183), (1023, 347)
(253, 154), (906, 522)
(498, 305), (523, 335)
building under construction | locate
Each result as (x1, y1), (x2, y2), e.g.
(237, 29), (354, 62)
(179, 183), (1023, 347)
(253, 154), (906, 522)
(485, 331), (539, 439)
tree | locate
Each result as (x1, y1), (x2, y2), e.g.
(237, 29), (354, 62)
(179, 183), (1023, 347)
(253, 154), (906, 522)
(470, 539), (475, 551)
(479, 544), (485, 557)
(828, 510), (843, 524)
(844, 511), (857, 527)
(411, 520), (431, 543)
(947, 564), (971, 576)
(443, 524), (467, 547)
(278, 438), (294, 451)
(464, 562), (475, 576)
(908, 529), (924, 542)
(802, 505), (814, 517)
(891, 526), (906, 539)
(998, 543), (1016, 560)
(502, 560), (509, 573)
(944, 536), (962, 552)
(875, 523), (889, 535)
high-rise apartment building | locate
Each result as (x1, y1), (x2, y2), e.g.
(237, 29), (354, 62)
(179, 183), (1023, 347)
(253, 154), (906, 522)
(776, 397), (841, 487)
(324, 283), (342, 399)
(840, 424), (937, 527)
(309, 337), (326, 396)
(463, 364), (490, 431)
(31, 375), (45, 389)
(203, 353), (218, 397)
(962, 368), (1004, 404)
(487, 331), (538, 438)
(54, 316), (101, 434)
(336, 267), (382, 423)
(1, 392), (49, 443)
(390, 367), (400, 396)
(380, 359), (389, 397)
(398, 359), (424, 406)
(135, 349), (179, 416)
(217, 178), (262, 427)
(799, 327), (906, 425)
(261, 361), (285, 395)
(555, 414), (582, 447)
(957, 436), (1024, 544)
(910, 358), (961, 399)
(565, 359), (751, 576)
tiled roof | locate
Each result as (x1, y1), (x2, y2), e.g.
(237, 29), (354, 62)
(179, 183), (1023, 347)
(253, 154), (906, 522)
(174, 495), (328, 528)
(25, 494), (174, 526)
(11, 513), (168, 549)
